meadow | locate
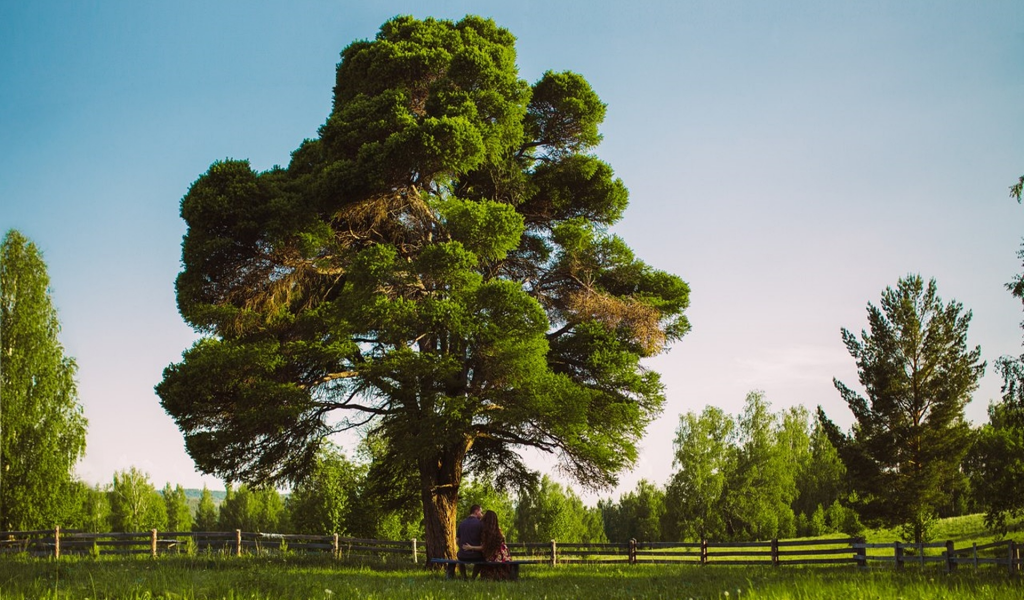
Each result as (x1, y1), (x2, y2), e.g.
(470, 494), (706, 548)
(3, 513), (1022, 599)
(1, 553), (1022, 600)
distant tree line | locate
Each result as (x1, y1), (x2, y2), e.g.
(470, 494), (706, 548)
(55, 445), (607, 545)
(598, 393), (861, 544)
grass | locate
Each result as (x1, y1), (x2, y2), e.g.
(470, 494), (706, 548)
(864, 513), (1024, 547)
(0, 554), (1022, 599)
(3, 514), (1023, 599)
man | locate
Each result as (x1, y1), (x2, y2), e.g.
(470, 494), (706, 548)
(451, 504), (484, 579)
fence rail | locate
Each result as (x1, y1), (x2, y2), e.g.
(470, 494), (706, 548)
(0, 528), (1020, 573)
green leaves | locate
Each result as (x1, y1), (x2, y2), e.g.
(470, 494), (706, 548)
(159, 14), (691, 558)
(525, 71), (606, 157)
(832, 274), (984, 542)
(1, 230), (88, 530)
(524, 155), (627, 225)
(327, 15), (528, 193)
(157, 337), (324, 484)
(435, 197), (524, 262)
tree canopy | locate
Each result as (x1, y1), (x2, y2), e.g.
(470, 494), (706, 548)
(971, 172), (1024, 530)
(830, 274), (984, 543)
(109, 467), (166, 532)
(156, 15), (690, 560)
(0, 229), (88, 530)
(663, 392), (855, 542)
(287, 444), (362, 535)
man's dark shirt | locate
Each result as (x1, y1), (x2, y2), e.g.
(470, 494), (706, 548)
(455, 515), (484, 561)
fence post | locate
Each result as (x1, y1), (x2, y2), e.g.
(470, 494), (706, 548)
(1009, 541), (1017, 576)
(771, 539), (779, 567)
(54, 526), (60, 559)
(855, 537), (866, 569)
(333, 533), (339, 559)
(700, 539), (708, 565)
(1015, 542), (1021, 574)
(411, 538), (418, 564)
(945, 540), (956, 573)
(235, 529), (242, 557)
(151, 529), (158, 558)
(550, 539), (557, 567)
(628, 539), (636, 565)
(973, 543), (978, 569)
(895, 541), (904, 570)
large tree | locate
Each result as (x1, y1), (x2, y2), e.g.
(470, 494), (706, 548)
(831, 274), (984, 543)
(0, 229), (88, 530)
(971, 173), (1024, 530)
(156, 15), (690, 560)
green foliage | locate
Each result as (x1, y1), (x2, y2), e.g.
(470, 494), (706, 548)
(192, 485), (220, 532)
(725, 392), (798, 540)
(0, 230), (88, 530)
(599, 479), (666, 543)
(162, 483), (193, 532)
(793, 412), (848, 519)
(664, 394), (854, 542)
(973, 176), (1024, 530)
(218, 483), (285, 532)
(664, 405), (735, 541)
(109, 467), (167, 532)
(344, 434), (425, 541)
(65, 482), (111, 533)
(157, 15), (690, 559)
(830, 274), (984, 543)
(514, 475), (607, 544)
(970, 395), (1024, 532)
(287, 444), (362, 535)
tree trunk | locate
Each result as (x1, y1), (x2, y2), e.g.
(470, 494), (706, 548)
(419, 443), (468, 563)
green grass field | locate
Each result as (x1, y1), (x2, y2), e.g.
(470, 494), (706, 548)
(3, 514), (1023, 599)
(0, 554), (1022, 600)
(864, 513), (1024, 547)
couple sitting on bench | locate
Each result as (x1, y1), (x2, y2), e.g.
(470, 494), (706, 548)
(450, 504), (513, 580)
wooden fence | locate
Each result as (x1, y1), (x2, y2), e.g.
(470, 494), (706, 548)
(1, 529), (1021, 573)
(0, 527), (419, 562)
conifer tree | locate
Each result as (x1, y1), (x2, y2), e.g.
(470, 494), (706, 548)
(832, 275), (983, 543)
(156, 15), (689, 559)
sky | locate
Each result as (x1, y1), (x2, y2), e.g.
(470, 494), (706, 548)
(2, 1), (1022, 503)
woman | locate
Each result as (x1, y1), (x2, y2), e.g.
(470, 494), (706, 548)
(461, 510), (512, 580)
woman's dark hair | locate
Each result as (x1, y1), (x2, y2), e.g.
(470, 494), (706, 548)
(480, 510), (505, 558)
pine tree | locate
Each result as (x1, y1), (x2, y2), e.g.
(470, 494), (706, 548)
(832, 275), (984, 543)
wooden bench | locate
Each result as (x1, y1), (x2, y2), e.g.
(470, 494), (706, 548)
(428, 557), (525, 580)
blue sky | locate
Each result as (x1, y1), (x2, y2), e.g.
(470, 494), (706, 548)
(2, 1), (1022, 500)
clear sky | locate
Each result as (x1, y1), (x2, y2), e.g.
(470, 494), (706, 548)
(2, 1), (1022, 502)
